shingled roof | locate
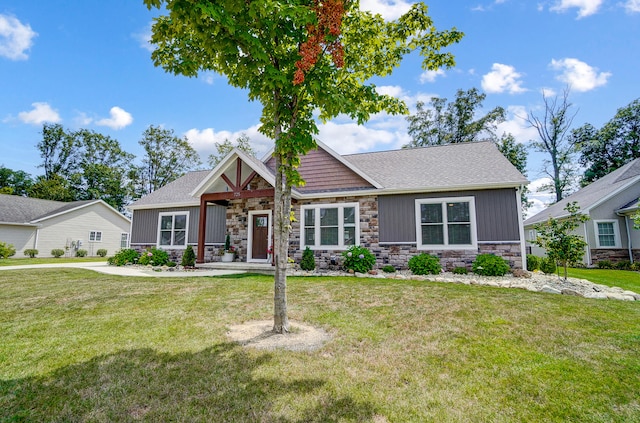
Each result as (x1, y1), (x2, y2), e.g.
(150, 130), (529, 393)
(0, 195), (107, 224)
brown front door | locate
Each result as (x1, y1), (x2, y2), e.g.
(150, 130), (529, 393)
(251, 213), (269, 260)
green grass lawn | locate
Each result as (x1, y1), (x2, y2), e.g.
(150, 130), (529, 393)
(1, 269), (639, 422)
(567, 267), (640, 292)
(0, 256), (107, 266)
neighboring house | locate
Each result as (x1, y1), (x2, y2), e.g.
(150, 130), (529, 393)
(524, 158), (640, 265)
(0, 194), (131, 258)
(127, 141), (528, 270)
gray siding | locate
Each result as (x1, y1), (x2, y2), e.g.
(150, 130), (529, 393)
(379, 189), (521, 243)
(131, 205), (226, 245)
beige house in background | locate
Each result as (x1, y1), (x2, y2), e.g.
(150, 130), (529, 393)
(0, 194), (130, 258)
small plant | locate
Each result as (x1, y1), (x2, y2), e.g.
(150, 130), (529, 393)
(224, 233), (232, 252)
(408, 253), (441, 275)
(597, 260), (613, 269)
(0, 241), (16, 259)
(342, 245), (376, 274)
(96, 249), (108, 258)
(526, 254), (540, 271)
(51, 248), (65, 258)
(75, 249), (88, 257)
(452, 266), (468, 275)
(615, 260), (632, 270)
(300, 246), (316, 271)
(107, 249), (140, 266)
(181, 245), (196, 268)
(472, 254), (509, 276)
(382, 265), (396, 273)
(137, 247), (170, 266)
(539, 256), (557, 274)
(23, 249), (38, 258)
(167, 261), (177, 268)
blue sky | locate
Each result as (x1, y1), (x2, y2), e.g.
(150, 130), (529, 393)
(1, 0), (639, 216)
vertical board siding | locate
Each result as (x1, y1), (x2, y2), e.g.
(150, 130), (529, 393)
(131, 205), (226, 245)
(379, 189), (521, 243)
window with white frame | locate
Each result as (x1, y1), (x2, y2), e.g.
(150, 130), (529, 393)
(301, 203), (358, 249)
(89, 231), (102, 242)
(158, 212), (188, 247)
(415, 197), (477, 249)
(120, 233), (129, 249)
(595, 220), (620, 248)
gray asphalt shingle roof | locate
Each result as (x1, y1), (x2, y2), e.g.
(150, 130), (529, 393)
(0, 194), (94, 224)
(128, 170), (212, 208)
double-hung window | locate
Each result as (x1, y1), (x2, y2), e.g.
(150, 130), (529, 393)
(301, 203), (359, 249)
(158, 212), (188, 248)
(89, 231), (102, 242)
(120, 233), (129, 249)
(595, 220), (620, 248)
(415, 197), (477, 249)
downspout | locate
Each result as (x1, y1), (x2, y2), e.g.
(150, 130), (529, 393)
(583, 222), (591, 266)
(34, 226), (40, 250)
(624, 215), (633, 263)
(516, 186), (527, 271)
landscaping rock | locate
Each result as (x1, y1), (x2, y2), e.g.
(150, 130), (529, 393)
(541, 285), (562, 295)
(561, 288), (583, 297)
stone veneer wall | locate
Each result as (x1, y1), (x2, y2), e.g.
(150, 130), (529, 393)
(590, 249), (640, 264)
(132, 244), (223, 264)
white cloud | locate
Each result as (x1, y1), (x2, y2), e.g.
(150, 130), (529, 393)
(481, 63), (526, 94)
(96, 106), (133, 129)
(550, 58), (611, 92)
(0, 14), (37, 60)
(184, 125), (273, 159)
(359, 0), (413, 20)
(133, 23), (154, 52)
(624, 0), (640, 12)
(420, 69), (446, 83)
(496, 105), (539, 143)
(318, 114), (410, 154)
(550, 0), (603, 18)
(18, 102), (61, 125)
(525, 177), (556, 218)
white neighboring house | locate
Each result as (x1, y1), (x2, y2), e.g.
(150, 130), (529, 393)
(0, 194), (131, 258)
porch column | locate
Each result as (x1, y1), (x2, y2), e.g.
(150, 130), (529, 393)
(197, 197), (207, 263)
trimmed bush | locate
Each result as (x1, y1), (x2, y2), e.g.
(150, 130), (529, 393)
(96, 249), (108, 258)
(0, 241), (16, 259)
(453, 266), (468, 275)
(300, 246), (316, 271)
(408, 253), (441, 275)
(181, 245), (196, 268)
(342, 246), (376, 274)
(472, 254), (509, 276)
(596, 260), (613, 269)
(75, 249), (88, 257)
(138, 247), (170, 266)
(615, 260), (632, 270)
(382, 265), (396, 273)
(24, 249), (38, 258)
(167, 261), (177, 268)
(540, 256), (557, 274)
(526, 254), (540, 271)
(107, 249), (139, 266)
(51, 249), (65, 258)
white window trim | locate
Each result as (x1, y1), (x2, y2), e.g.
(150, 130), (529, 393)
(415, 196), (477, 250)
(89, 230), (103, 242)
(120, 233), (130, 249)
(157, 211), (189, 249)
(300, 202), (360, 250)
(594, 219), (621, 249)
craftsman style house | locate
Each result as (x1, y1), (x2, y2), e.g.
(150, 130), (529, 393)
(127, 141), (528, 270)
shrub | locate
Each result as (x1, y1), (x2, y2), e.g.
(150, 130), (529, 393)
(342, 245), (376, 274)
(167, 261), (177, 268)
(453, 266), (468, 275)
(75, 249), (88, 257)
(408, 253), (441, 275)
(300, 246), (315, 271)
(96, 249), (108, 258)
(540, 256), (557, 274)
(472, 254), (509, 276)
(615, 260), (632, 270)
(181, 245), (196, 267)
(632, 262), (640, 272)
(596, 260), (613, 269)
(138, 247), (170, 266)
(0, 242), (16, 259)
(526, 254), (540, 271)
(382, 265), (396, 273)
(23, 249), (38, 258)
(107, 249), (139, 266)
(51, 248), (65, 258)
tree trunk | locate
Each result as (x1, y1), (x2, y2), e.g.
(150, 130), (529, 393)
(272, 125), (290, 334)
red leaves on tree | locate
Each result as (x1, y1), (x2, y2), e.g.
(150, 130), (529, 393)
(294, 0), (345, 85)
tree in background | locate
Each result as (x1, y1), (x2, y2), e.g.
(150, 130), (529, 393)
(526, 89), (579, 203)
(0, 167), (33, 196)
(135, 125), (202, 195)
(574, 98), (640, 185)
(207, 133), (256, 168)
(145, 0), (463, 333)
(37, 123), (78, 181)
(496, 133), (530, 212)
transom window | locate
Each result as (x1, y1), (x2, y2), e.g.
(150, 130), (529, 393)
(595, 220), (620, 248)
(158, 212), (188, 248)
(301, 203), (359, 249)
(89, 231), (102, 242)
(415, 197), (477, 249)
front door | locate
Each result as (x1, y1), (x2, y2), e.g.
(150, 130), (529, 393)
(249, 211), (271, 261)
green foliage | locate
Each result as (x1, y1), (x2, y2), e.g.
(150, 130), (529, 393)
(382, 265), (396, 273)
(96, 249), (108, 258)
(75, 249), (88, 257)
(452, 266), (468, 275)
(533, 202), (589, 280)
(107, 249), (140, 266)
(408, 253), (442, 275)
(51, 249), (65, 258)
(615, 260), (632, 271)
(208, 133), (256, 168)
(0, 241), (16, 259)
(181, 245), (196, 267)
(526, 255), (540, 271)
(0, 166), (33, 196)
(472, 254), (509, 276)
(540, 257), (557, 274)
(342, 246), (376, 274)
(300, 247), (315, 271)
(224, 233), (231, 252)
(138, 247), (170, 266)
(23, 249), (38, 258)
(597, 260), (614, 269)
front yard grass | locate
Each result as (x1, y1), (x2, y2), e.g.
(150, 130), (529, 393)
(0, 256), (107, 266)
(567, 267), (640, 292)
(1, 269), (639, 422)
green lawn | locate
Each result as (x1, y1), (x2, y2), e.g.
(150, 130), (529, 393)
(567, 267), (640, 292)
(1, 269), (639, 422)
(0, 256), (107, 266)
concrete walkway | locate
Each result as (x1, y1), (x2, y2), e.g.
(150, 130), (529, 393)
(0, 261), (246, 278)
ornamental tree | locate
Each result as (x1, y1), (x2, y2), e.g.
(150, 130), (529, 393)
(144, 0), (463, 333)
